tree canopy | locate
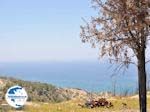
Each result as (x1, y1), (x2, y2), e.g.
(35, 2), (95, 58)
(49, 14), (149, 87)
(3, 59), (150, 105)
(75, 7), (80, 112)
(80, 0), (150, 67)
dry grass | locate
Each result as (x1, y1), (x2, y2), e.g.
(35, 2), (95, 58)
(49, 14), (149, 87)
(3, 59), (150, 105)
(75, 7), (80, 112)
(7, 97), (150, 112)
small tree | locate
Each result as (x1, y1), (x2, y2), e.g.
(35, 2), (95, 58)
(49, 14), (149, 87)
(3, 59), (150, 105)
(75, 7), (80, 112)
(80, 0), (150, 112)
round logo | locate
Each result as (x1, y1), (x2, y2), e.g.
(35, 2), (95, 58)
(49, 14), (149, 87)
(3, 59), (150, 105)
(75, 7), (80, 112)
(5, 85), (28, 108)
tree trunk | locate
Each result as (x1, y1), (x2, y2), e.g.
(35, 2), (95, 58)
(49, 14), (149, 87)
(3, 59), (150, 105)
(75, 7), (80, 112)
(137, 50), (147, 112)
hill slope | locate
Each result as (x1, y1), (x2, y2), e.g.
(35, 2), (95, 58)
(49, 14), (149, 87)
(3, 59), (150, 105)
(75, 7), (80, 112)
(0, 77), (91, 103)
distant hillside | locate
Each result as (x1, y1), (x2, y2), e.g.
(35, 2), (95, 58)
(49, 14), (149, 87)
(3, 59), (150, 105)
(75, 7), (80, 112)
(0, 77), (92, 103)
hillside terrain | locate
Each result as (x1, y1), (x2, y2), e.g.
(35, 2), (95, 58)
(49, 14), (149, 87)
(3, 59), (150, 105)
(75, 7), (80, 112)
(0, 77), (95, 103)
(0, 77), (150, 112)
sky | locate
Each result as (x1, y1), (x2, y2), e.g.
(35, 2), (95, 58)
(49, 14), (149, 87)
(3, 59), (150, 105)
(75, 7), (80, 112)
(0, 0), (99, 62)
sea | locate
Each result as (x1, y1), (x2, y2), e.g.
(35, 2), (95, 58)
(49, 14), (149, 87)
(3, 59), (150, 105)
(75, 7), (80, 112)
(0, 61), (143, 95)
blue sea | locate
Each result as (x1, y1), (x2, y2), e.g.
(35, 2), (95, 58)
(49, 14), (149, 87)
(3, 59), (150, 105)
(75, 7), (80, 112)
(0, 61), (140, 94)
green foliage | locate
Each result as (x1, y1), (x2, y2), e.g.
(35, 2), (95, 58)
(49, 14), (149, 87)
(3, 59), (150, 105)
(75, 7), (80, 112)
(0, 77), (70, 103)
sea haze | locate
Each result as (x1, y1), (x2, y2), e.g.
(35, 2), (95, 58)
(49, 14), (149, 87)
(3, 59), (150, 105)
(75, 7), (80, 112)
(0, 61), (139, 94)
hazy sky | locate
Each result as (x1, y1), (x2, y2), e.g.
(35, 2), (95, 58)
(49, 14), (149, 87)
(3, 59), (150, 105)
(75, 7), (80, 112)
(0, 0), (99, 62)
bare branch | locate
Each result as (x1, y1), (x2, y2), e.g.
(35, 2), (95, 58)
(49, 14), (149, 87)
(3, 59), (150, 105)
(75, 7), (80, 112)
(146, 60), (150, 64)
(109, 58), (137, 66)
